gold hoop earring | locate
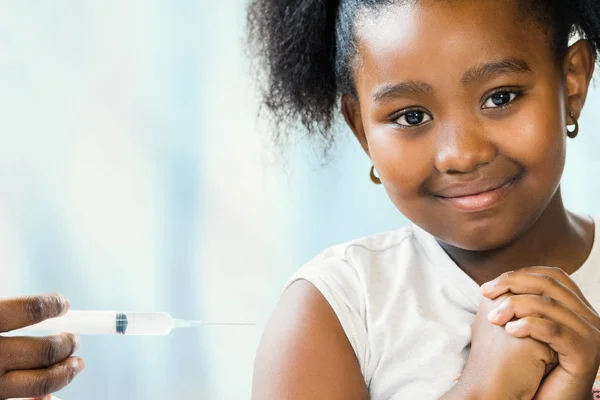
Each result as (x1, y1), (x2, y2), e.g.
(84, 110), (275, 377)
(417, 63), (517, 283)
(370, 165), (382, 185)
(567, 111), (579, 139)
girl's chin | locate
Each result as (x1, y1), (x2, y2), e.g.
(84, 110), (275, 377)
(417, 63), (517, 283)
(437, 226), (520, 252)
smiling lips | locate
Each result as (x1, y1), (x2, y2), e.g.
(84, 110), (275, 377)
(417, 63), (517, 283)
(433, 176), (519, 212)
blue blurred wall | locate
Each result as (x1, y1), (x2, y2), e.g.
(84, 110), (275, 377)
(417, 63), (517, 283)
(0, 1), (598, 399)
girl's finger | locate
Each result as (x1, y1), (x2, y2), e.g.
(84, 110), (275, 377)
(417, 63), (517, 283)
(484, 267), (594, 309)
(487, 294), (593, 336)
(0, 334), (80, 373)
(481, 269), (598, 325)
(504, 316), (596, 375)
(0, 294), (70, 333)
(0, 356), (83, 399)
(519, 266), (593, 307)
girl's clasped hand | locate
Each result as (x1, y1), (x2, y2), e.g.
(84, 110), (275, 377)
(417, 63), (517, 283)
(482, 267), (600, 399)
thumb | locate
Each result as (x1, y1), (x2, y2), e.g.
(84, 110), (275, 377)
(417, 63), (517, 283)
(10, 397), (50, 400)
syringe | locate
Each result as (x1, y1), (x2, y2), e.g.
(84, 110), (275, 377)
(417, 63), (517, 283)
(15, 311), (253, 336)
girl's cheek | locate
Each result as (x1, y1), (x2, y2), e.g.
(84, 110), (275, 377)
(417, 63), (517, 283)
(497, 84), (566, 167)
(368, 124), (434, 195)
(493, 107), (565, 170)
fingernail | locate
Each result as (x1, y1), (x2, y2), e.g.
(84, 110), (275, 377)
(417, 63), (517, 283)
(73, 335), (81, 352)
(59, 296), (71, 316)
(72, 357), (84, 371)
(487, 308), (503, 322)
(480, 281), (495, 293)
(506, 320), (523, 333)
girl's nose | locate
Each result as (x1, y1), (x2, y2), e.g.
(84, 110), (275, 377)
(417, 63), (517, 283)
(434, 119), (497, 174)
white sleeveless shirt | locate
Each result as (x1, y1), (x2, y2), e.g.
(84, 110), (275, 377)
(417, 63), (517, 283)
(284, 217), (600, 399)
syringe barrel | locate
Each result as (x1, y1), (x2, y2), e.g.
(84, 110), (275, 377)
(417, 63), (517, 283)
(124, 312), (174, 335)
(24, 311), (119, 335)
(20, 311), (175, 335)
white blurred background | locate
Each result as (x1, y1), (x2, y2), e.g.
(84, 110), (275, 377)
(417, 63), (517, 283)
(0, 1), (598, 399)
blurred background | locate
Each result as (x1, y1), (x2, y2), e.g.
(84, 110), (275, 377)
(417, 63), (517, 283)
(0, 1), (598, 399)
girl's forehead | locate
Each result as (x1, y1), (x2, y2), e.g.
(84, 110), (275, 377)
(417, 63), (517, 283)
(354, 0), (551, 89)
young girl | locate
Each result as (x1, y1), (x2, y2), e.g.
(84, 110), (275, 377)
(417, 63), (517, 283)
(248, 0), (600, 399)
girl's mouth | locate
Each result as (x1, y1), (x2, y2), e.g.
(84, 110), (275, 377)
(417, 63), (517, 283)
(433, 176), (519, 213)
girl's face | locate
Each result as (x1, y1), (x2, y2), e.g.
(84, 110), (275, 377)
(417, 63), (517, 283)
(344, 0), (591, 251)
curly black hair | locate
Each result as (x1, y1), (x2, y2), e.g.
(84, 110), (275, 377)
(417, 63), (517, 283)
(247, 0), (600, 149)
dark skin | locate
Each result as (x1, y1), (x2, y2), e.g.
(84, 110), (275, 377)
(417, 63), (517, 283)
(343, 0), (595, 286)
(0, 294), (84, 400)
(253, 1), (598, 399)
(482, 267), (600, 399)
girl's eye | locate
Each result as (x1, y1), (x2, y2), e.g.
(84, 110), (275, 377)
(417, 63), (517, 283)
(395, 110), (433, 127)
(482, 91), (519, 109)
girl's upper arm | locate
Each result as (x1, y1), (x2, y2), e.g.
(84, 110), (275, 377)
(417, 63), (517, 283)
(251, 279), (369, 400)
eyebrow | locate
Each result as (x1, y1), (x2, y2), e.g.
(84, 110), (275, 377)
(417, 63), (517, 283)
(460, 58), (532, 86)
(372, 80), (433, 102)
(371, 58), (532, 103)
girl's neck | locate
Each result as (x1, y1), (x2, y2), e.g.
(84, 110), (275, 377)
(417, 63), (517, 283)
(438, 188), (595, 286)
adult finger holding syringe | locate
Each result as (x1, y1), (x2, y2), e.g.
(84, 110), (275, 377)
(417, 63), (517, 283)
(1, 297), (252, 400)
(0, 294), (83, 399)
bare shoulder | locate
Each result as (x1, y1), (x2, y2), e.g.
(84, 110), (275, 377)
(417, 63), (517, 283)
(251, 279), (368, 400)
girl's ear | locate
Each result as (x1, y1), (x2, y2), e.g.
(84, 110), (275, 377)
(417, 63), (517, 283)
(341, 94), (370, 156)
(564, 39), (596, 122)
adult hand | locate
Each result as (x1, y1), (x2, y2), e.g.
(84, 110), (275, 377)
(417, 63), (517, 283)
(0, 294), (84, 400)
